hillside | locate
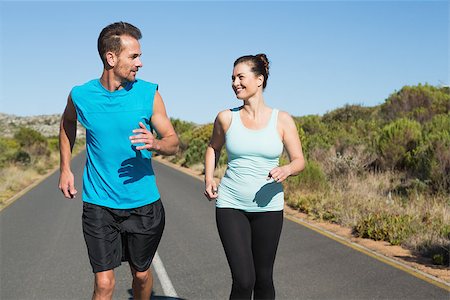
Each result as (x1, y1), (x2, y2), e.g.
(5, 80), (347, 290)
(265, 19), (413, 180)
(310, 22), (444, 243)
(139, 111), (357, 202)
(0, 113), (85, 138)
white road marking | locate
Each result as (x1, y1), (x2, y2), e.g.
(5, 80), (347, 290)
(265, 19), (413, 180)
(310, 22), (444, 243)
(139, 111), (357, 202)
(153, 251), (178, 297)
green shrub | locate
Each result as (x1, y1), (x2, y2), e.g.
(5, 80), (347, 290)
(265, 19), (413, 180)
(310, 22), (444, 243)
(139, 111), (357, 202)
(47, 137), (59, 152)
(183, 124), (213, 167)
(380, 84), (449, 123)
(354, 212), (417, 245)
(13, 150), (31, 165)
(184, 138), (208, 167)
(171, 118), (196, 136)
(295, 115), (332, 157)
(14, 127), (49, 156)
(0, 137), (20, 167)
(377, 118), (422, 170)
(290, 194), (322, 215)
(14, 127), (46, 147)
(408, 114), (450, 193)
(285, 160), (328, 192)
(322, 104), (375, 124)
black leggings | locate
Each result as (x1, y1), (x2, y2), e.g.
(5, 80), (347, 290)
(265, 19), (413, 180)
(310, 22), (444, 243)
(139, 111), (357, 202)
(216, 208), (283, 300)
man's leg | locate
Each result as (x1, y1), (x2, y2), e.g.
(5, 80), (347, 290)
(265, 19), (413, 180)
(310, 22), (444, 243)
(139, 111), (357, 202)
(93, 270), (115, 300)
(130, 265), (153, 300)
(82, 203), (122, 300)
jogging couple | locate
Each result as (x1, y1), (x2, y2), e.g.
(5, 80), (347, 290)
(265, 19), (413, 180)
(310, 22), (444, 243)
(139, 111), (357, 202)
(59, 22), (305, 300)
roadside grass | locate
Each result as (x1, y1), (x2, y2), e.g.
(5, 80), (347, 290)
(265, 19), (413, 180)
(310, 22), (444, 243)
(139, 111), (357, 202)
(0, 140), (85, 209)
(285, 169), (450, 266)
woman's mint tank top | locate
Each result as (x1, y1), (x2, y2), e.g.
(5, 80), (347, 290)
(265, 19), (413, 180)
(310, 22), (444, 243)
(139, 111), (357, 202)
(216, 108), (284, 212)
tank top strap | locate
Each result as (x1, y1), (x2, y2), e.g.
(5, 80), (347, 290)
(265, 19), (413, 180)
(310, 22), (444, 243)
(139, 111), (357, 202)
(228, 107), (242, 131)
(269, 108), (279, 129)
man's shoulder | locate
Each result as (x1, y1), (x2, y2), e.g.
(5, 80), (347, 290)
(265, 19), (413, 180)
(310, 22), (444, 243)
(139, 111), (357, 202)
(71, 79), (99, 93)
(134, 79), (158, 90)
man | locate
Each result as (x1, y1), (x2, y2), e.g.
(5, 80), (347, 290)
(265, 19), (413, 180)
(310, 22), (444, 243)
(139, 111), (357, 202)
(59, 21), (179, 300)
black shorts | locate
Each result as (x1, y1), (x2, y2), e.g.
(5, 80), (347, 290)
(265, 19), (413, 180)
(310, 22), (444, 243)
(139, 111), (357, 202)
(82, 199), (165, 273)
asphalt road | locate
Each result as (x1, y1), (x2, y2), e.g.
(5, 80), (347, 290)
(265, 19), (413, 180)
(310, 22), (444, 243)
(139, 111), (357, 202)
(1, 152), (448, 299)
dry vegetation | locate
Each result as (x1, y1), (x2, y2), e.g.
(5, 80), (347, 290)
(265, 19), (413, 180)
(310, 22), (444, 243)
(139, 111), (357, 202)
(0, 123), (85, 209)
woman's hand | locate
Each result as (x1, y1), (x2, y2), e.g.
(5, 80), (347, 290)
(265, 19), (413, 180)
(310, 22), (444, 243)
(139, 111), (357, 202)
(204, 178), (219, 201)
(268, 165), (292, 183)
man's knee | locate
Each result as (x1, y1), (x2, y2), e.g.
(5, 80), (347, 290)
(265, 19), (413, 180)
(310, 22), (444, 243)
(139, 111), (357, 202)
(133, 269), (152, 284)
(95, 272), (115, 293)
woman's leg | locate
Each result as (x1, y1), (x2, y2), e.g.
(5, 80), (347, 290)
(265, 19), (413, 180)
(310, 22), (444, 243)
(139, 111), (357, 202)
(249, 210), (283, 300)
(216, 208), (255, 300)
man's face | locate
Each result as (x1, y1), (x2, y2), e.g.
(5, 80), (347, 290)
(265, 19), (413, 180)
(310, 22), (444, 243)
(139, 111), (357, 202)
(114, 35), (143, 83)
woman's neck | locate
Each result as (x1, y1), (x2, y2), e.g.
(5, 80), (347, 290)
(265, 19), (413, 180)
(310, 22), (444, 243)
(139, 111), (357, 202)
(241, 95), (269, 120)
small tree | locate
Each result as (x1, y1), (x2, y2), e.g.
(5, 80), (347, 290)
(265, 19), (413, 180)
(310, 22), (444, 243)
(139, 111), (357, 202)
(14, 127), (49, 156)
(378, 118), (422, 170)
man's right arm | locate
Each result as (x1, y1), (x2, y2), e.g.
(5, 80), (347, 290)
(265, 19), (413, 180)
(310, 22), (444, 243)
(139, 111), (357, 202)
(58, 94), (78, 199)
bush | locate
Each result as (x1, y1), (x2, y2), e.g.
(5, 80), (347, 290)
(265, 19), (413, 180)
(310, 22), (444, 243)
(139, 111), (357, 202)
(13, 150), (31, 165)
(354, 212), (417, 245)
(295, 115), (332, 158)
(183, 124), (214, 167)
(377, 118), (422, 170)
(289, 194), (322, 215)
(326, 148), (374, 179)
(322, 104), (375, 124)
(408, 114), (450, 193)
(285, 160), (328, 192)
(47, 137), (59, 152)
(0, 138), (20, 167)
(14, 127), (49, 156)
(171, 118), (196, 136)
(380, 84), (449, 123)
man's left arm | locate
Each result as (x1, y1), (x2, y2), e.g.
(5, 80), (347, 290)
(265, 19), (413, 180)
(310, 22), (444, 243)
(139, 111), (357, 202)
(130, 91), (179, 155)
(149, 91), (179, 155)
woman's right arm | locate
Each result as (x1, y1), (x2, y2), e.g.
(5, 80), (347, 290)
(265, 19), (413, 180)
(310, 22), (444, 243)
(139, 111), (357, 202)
(204, 110), (230, 200)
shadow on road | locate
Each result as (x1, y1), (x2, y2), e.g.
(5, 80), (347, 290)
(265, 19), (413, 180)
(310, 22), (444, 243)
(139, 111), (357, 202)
(127, 289), (186, 300)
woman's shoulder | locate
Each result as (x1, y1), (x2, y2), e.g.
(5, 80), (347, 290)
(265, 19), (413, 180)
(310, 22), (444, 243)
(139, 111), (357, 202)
(275, 110), (297, 130)
(275, 110), (293, 122)
(215, 107), (240, 132)
(217, 108), (232, 118)
(216, 107), (240, 124)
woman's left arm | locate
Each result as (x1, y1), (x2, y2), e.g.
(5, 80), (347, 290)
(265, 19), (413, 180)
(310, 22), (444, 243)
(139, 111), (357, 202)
(268, 111), (305, 183)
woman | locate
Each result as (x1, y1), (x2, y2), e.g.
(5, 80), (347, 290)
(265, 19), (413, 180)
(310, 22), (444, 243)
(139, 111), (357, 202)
(204, 54), (305, 299)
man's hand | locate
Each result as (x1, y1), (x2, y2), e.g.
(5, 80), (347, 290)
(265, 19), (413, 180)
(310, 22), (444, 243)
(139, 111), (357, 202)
(58, 170), (77, 199)
(129, 122), (161, 151)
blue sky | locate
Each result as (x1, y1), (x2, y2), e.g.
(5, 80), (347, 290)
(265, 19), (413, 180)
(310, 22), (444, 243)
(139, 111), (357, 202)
(0, 0), (448, 124)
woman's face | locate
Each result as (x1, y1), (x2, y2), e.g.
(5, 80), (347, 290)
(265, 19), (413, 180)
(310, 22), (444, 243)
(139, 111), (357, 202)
(231, 63), (263, 100)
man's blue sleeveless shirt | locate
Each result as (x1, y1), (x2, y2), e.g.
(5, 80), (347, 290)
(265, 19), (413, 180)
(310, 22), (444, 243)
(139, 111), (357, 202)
(71, 79), (160, 209)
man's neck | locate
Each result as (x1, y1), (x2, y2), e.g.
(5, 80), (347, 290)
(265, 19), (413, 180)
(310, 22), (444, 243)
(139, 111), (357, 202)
(99, 70), (125, 92)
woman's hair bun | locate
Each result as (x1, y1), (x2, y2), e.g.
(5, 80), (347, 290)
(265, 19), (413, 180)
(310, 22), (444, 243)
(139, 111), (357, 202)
(256, 53), (269, 74)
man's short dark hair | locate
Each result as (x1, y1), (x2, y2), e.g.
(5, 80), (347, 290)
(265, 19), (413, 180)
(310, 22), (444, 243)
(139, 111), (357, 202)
(98, 22), (142, 66)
